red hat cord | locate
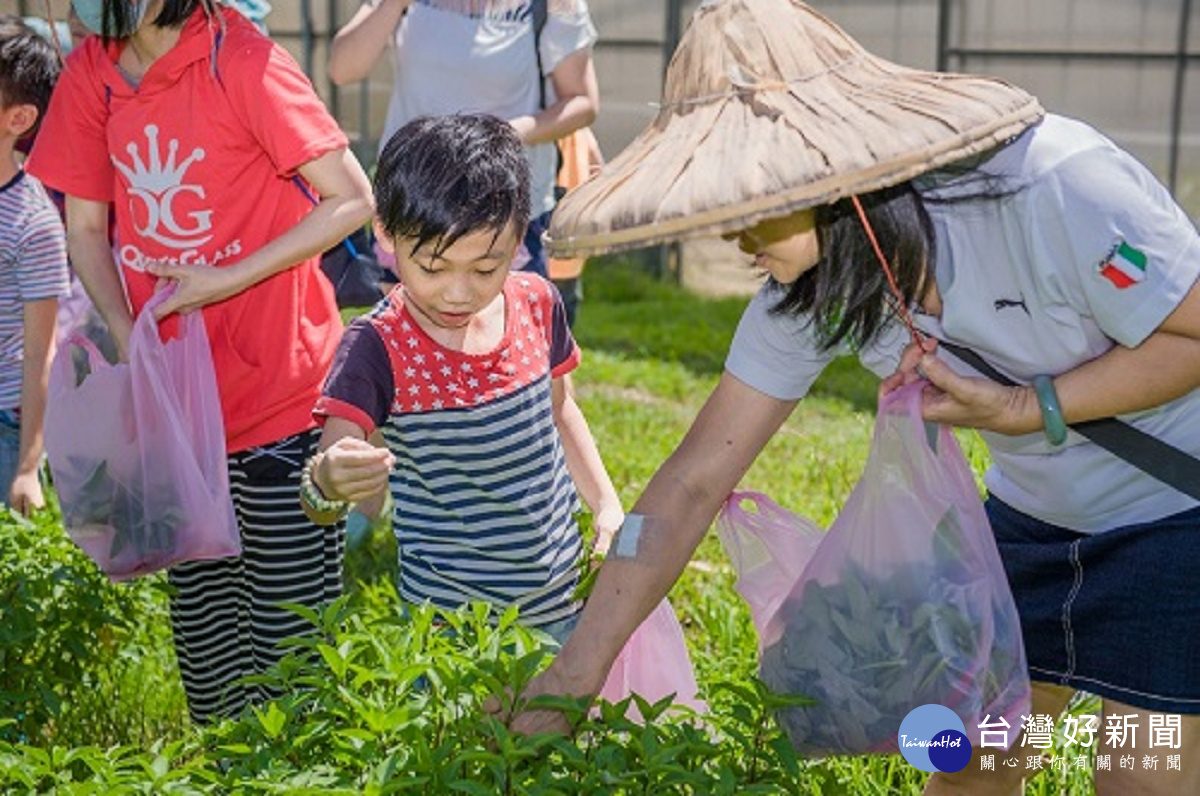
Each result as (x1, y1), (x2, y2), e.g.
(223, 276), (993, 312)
(851, 195), (925, 349)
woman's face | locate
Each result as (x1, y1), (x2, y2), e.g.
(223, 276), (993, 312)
(72, 0), (155, 38)
(725, 209), (820, 285)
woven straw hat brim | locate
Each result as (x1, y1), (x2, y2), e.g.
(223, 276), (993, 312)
(547, 0), (1043, 258)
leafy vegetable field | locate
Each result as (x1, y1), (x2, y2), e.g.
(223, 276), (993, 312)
(0, 260), (1098, 793)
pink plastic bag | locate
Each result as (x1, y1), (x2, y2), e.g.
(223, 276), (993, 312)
(716, 493), (824, 651)
(45, 290), (240, 581)
(598, 599), (706, 721)
(716, 381), (1030, 758)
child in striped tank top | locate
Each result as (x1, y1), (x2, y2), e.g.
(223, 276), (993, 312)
(307, 114), (623, 642)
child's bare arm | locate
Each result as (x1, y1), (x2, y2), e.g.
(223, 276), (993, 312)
(10, 297), (58, 515)
(552, 374), (623, 552)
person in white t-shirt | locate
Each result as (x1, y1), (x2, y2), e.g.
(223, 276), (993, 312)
(507, 2), (1200, 794)
(327, 0), (599, 280)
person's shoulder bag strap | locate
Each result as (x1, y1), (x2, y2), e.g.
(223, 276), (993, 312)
(531, 0), (549, 110)
(530, 0), (569, 191)
(937, 339), (1200, 501)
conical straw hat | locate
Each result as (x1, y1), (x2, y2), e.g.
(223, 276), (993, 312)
(548, 0), (1043, 257)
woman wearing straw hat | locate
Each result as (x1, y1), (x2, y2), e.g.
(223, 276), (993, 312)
(508, 0), (1200, 793)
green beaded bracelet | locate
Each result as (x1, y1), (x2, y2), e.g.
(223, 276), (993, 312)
(300, 453), (350, 517)
(1032, 375), (1068, 447)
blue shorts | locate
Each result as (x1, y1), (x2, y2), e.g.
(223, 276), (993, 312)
(534, 611), (579, 648)
(0, 408), (21, 504)
(987, 495), (1200, 714)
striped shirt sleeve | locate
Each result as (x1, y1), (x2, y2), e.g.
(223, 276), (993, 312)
(16, 203), (70, 302)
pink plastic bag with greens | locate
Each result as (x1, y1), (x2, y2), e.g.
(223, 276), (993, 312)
(45, 289), (239, 580)
(717, 381), (1030, 758)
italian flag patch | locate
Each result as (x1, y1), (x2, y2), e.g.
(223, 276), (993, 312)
(1099, 241), (1147, 289)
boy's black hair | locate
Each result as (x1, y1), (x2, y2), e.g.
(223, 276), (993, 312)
(770, 181), (935, 352)
(0, 15), (60, 140)
(374, 113), (531, 257)
(102, 0), (212, 39)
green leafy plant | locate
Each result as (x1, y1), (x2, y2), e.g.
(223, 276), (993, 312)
(0, 262), (1099, 794)
(0, 506), (183, 747)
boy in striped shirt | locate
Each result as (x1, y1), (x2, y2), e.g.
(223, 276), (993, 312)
(0, 17), (69, 515)
(306, 114), (623, 642)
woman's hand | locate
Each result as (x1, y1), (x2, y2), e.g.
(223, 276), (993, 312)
(510, 47), (599, 145)
(147, 149), (371, 321)
(487, 659), (588, 737)
(913, 354), (1041, 435)
(879, 336), (937, 398)
(147, 261), (245, 318)
(883, 342), (1042, 436)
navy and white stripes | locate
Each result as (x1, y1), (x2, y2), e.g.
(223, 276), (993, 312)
(0, 170), (69, 409)
(168, 429), (343, 724)
(317, 275), (585, 632)
(384, 375), (582, 628)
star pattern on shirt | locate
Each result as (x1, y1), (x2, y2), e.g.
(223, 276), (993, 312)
(377, 278), (555, 414)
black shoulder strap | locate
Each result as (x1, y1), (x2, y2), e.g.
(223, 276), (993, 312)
(938, 339), (1200, 501)
(532, 0), (549, 109)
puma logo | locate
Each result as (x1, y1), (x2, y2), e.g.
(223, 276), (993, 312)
(994, 297), (1030, 316)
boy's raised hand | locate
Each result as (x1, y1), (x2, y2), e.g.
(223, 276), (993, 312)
(316, 437), (395, 504)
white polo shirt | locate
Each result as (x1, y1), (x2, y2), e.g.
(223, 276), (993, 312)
(382, 0), (598, 217)
(726, 114), (1200, 533)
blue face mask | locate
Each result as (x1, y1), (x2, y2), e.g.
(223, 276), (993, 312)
(72, 0), (151, 38)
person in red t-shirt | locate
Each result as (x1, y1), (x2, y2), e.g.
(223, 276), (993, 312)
(27, 0), (373, 724)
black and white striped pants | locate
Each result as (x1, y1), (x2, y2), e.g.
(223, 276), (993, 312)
(167, 429), (343, 724)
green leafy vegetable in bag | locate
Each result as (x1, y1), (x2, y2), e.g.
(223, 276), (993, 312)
(760, 509), (1022, 757)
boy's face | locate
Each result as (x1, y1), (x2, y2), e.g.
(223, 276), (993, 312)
(378, 221), (522, 330)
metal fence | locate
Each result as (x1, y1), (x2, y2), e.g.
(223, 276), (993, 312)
(936, 0), (1199, 205)
(8, 0), (1199, 219)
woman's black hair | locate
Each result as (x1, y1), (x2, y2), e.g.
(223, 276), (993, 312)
(102, 0), (211, 39)
(770, 182), (935, 352)
(374, 113), (532, 257)
(769, 144), (1024, 352)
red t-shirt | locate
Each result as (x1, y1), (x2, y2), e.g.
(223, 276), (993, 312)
(27, 7), (348, 453)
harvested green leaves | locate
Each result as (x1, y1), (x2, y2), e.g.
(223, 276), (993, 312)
(62, 455), (186, 574)
(760, 507), (1024, 757)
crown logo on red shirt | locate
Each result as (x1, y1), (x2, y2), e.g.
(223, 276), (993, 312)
(114, 125), (206, 194)
(112, 125), (213, 250)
